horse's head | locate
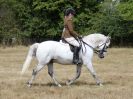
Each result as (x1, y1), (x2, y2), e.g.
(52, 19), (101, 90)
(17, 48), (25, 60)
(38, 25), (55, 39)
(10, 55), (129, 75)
(83, 33), (111, 59)
(96, 36), (111, 58)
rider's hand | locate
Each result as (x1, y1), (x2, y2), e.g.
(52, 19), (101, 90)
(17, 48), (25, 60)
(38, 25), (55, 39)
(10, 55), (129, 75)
(78, 36), (82, 40)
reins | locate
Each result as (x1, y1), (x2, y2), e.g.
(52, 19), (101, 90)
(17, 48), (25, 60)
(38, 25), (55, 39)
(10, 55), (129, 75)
(79, 39), (99, 54)
(61, 36), (109, 55)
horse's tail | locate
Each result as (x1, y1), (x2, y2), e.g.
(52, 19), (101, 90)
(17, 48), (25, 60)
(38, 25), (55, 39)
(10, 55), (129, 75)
(21, 43), (39, 75)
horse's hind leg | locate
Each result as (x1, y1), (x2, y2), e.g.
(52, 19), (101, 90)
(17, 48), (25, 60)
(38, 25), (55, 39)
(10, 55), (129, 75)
(47, 62), (62, 87)
(66, 64), (82, 85)
(27, 64), (45, 87)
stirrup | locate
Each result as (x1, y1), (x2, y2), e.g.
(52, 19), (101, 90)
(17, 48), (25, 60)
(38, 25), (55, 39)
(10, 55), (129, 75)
(73, 59), (82, 65)
(77, 59), (82, 65)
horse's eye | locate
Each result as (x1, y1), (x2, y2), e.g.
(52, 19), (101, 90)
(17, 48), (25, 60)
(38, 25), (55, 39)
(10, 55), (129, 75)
(97, 46), (100, 48)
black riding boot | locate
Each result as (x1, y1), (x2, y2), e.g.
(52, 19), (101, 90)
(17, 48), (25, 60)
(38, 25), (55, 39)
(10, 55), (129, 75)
(73, 46), (82, 65)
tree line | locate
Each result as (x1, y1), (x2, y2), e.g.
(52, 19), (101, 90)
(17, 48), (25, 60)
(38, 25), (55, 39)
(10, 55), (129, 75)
(0, 0), (133, 46)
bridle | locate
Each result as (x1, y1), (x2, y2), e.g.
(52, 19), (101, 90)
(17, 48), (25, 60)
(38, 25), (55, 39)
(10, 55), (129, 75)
(80, 37), (109, 55)
(96, 41), (108, 55)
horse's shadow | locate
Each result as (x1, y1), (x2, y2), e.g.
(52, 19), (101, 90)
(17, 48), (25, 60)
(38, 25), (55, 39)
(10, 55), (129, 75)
(69, 81), (115, 86)
(31, 80), (115, 87)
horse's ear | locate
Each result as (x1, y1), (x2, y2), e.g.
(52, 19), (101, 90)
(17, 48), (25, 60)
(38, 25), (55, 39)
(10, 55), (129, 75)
(106, 36), (111, 43)
(108, 36), (111, 40)
(107, 33), (111, 40)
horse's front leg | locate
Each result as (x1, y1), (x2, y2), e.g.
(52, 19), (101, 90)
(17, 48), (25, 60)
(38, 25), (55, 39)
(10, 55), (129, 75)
(47, 63), (62, 87)
(66, 64), (82, 85)
(86, 62), (103, 86)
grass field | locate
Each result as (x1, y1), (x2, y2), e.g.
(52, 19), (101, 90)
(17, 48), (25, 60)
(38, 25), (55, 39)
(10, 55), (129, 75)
(0, 46), (133, 99)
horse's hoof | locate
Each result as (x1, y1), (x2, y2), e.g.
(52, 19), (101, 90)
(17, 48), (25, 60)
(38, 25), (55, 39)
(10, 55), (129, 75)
(58, 84), (62, 87)
(66, 80), (71, 85)
(27, 81), (32, 88)
(99, 83), (103, 87)
(66, 82), (70, 86)
(27, 84), (32, 88)
(97, 83), (103, 87)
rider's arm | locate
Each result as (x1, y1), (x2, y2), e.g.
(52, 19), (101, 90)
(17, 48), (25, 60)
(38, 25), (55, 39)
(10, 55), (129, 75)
(67, 20), (79, 38)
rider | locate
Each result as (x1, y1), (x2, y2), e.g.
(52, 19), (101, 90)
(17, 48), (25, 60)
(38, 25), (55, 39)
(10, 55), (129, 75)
(61, 8), (82, 65)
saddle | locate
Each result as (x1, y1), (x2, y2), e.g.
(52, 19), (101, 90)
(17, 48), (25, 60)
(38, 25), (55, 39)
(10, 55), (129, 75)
(61, 38), (82, 65)
(61, 38), (76, 53)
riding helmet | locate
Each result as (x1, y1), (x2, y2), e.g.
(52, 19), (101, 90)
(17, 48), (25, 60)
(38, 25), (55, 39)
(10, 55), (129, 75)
(65, 8), (76, 16)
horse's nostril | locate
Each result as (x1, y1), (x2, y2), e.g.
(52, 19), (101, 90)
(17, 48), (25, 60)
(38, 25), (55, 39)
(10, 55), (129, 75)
(98, 53), (104, 58)
(104, 50), (107, 52)
(101, 56), (104, 58)
(100, 55), (104, 58)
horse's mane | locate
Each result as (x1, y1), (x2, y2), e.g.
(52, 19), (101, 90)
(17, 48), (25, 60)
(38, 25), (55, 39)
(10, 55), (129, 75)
(83, 33), (106, 44)
(85, 33), (105, 39)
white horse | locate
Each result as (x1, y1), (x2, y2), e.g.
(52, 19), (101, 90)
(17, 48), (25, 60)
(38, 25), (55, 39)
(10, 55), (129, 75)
(21, 33), (111, 87)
